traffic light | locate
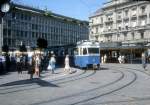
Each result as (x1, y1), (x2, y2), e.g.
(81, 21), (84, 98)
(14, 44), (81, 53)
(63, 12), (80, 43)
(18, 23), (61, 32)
(0, 0), (11, 17)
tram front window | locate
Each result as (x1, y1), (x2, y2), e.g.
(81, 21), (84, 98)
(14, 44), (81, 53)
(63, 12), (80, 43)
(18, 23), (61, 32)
(88, 48), (99, 54)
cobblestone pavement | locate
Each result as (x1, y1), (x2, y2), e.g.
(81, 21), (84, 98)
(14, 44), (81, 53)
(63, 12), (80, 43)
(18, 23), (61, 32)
(0, 64), (150, 105)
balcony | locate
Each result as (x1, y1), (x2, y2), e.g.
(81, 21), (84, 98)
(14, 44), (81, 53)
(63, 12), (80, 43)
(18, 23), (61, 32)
(100, 42), (122, 49)
(122, 39), (149, 48)
(90, 23), (103, 27)
(123, 16), (129, 21)
(105, 20), (113, 24)
(139, 12), (147, 18)
(131, 15), (137, 20)
(102, 29), (115, 35)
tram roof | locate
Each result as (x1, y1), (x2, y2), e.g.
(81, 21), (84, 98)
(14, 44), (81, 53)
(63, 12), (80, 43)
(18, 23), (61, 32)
(76, 40), (100, 48)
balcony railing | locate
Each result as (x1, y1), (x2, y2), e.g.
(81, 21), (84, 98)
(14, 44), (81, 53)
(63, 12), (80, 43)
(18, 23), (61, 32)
(138, 12), (147, 17)
(100, 42), (122, 48)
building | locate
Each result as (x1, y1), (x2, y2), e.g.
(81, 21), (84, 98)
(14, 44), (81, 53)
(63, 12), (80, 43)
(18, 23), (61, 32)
(89, 0), (150, 63)
(0, 3), (89, 52)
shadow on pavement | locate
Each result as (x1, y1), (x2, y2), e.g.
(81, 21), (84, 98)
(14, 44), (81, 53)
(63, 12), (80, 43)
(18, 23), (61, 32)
(100, 67), (109, 70)
(0, 78), (59, 87)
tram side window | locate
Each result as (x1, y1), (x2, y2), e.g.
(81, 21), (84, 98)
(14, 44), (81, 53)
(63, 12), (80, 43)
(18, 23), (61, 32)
(80, 48), (82, 55)
(88, 48), (99, 54)
(74, 48), (78, 55)
(83, 48), (87, 55)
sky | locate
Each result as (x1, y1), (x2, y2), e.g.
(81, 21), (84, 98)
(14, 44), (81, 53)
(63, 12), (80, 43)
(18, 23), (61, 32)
(12, 0), (107, 21)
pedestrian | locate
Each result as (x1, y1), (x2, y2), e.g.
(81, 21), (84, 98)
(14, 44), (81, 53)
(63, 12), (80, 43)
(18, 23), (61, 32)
(101, 56), (104, 64)
(104, 54), (107, 63)
(142, 53), (147, 70)
(64, 54), (71, 74)
(34, 54), (40, 77)
(121, 55), (125, 64)
(27, 54), (34, 79)
(47, 56), (52, 71)
(50, 54), (56, 74)
(118, 55), (122, 64)
(16, 55), (22, 74)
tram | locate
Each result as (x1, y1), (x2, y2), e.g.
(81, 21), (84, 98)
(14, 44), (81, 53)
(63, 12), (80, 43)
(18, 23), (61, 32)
(74, 40), (100, 69)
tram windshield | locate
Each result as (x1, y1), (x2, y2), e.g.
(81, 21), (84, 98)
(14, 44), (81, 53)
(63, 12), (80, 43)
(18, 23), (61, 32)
(88, 48), (99, 54)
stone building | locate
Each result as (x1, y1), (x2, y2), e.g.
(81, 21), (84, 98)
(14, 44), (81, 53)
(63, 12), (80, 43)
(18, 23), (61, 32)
(89, 0), (150, 63)
(0, 3), (89, 52)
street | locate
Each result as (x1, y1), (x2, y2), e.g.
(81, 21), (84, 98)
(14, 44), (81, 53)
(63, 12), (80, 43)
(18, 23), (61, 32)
(0, 64), (150, 105)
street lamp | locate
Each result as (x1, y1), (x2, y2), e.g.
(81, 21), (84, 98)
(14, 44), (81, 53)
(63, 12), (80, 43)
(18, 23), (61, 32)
(1, 2), (11, 13)
(0, 0), (11, 53)
(0, 0), (11, 14)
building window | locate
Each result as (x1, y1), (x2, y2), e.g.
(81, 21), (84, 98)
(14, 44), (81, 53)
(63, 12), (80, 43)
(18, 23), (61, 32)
(141, 6), (146, 13)
(12, 12), (16, 19)
(132, 32), (134, 40)
(8, 29), (11, 37)
(96, 27), (98, 33)
(8, 20), (11, 27)
(101, 17), (103, 23)
(132, 8), (137, 16)
(124, 10), (128, 16)
(125, 26), (128, 30)
(117, 12), (122, 19)
(141, 32), (144, 39)
(3, 29), (7, 35)
(124, 33), (127, 40)
(118, 27), (121, 30)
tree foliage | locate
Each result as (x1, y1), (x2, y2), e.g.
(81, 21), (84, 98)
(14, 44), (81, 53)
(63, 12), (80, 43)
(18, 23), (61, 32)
(19, 44), (27, 52)
(37, 38), (48, 50)
(2, 45), (9, 53)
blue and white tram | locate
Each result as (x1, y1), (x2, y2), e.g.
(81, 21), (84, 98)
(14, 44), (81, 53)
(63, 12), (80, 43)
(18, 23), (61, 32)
(74, 40), (100, 69)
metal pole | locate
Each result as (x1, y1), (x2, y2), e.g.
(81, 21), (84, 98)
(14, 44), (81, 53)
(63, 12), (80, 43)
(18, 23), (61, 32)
(0, 17), (3, 54)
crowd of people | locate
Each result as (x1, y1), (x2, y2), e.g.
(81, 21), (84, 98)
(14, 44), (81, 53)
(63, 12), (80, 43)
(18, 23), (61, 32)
(101, 53), (149, 70)
(0, 53), (48, 78)
(0, 52), (72, 78)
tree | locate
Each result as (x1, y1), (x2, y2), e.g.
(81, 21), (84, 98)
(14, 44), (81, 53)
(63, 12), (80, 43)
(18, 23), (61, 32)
(37, 38), (48, 51)
(19, 44), (27, 53)
(2, 45), (9, 53)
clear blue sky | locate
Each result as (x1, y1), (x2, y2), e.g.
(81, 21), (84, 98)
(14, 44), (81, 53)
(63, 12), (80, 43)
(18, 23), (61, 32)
(12, 0), (107, 20)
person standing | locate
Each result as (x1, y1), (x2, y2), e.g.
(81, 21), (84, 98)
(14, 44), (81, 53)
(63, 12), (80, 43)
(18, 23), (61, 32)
(50, 54), (56, 74)
(142, 52), (147, 70)
(104, 54), (107, 63)
(28, 54), (34, 79)
(16, 55), (23, 74)
(35, 54), (40, 77)
(64, 55), (71, 74)
(118, 55), (122, 64)
(101, 56), (104, 64)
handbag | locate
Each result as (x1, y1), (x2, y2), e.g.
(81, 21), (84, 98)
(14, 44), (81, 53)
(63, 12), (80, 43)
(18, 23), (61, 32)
(47, 64), (52, 70)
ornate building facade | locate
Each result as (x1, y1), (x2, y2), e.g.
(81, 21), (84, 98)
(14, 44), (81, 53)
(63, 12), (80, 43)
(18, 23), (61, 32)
(0, 3), (89, 52)
(89, 0), (150, 63)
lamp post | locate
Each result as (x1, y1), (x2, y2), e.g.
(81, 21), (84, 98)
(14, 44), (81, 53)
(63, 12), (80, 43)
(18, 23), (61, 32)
(0, 0), (11, 53)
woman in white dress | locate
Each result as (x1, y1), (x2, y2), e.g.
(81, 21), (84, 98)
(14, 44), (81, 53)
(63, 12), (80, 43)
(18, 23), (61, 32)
(64, 55), (71, 73)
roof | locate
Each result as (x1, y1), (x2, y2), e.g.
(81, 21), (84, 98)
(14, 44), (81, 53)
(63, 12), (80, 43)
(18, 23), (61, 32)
(11, 2), (88, 24)
(77, 40), (100, 47)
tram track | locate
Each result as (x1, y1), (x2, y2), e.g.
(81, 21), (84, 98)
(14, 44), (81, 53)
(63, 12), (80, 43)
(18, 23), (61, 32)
(28, 70), (125, 105)
(0, 66), (139, 105)
(54, 70), (96, 85)
(0, 69), (86, 91)
(69, 70), (137, 105)
(109, 65), (150, 76)
(29, 69), (137, 105)
(0, 69), (97, 95)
